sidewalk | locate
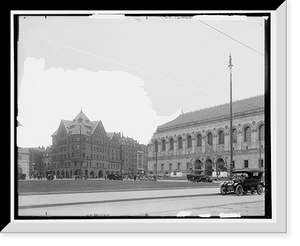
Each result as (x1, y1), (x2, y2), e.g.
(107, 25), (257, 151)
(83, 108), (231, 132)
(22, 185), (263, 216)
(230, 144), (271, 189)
(19, 187), (220, 209)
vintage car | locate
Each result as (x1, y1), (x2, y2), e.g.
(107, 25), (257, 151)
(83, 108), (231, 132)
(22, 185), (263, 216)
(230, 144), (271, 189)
(107, 173), (123, 180)
(46, 170), (54, 180)
(187, 169), (213, 183)
(219, 169), (264, 196)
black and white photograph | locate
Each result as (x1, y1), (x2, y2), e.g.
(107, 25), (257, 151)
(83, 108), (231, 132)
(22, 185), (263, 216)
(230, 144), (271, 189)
(6, 4), (287, 233)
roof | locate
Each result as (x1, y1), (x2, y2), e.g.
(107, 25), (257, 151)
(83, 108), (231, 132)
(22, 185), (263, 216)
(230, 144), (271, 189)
(51, 110), (106, 137)
(157, 95), (264, 130)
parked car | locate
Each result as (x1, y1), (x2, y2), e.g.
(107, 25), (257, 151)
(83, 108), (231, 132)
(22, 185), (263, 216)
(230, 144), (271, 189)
(219, 169), (264, 196)
(107, 174), (123, 180)
(46, 170), (54, 180)
(187, 170), (213, 183)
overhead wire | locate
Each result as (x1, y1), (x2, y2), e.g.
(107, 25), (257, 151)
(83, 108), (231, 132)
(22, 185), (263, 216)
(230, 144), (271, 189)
(198, 20), (264, 56)
(20, 25), (264, 110)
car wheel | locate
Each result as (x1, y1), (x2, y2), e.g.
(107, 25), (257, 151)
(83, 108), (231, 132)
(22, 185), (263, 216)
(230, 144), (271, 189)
(235, 185), (244, 196)
(257, 184), (264, 195)
(220, 185), (227, 195)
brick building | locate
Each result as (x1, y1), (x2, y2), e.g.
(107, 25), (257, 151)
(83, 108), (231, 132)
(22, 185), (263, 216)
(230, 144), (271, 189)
(51, 110), (121, 178)
(147, 95), (265, 177)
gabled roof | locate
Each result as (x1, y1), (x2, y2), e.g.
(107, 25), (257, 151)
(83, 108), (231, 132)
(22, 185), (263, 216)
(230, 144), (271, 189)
(106, 132), (115, 139)
(157, 95), (264, 130)
(51, 109), (106, 137)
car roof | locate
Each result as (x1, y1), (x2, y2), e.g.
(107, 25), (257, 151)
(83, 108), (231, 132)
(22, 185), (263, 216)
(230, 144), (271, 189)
(232, 168), (264, 173)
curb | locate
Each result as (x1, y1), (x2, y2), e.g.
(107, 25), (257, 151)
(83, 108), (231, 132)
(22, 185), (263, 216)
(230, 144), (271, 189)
(19, 192), (220, 210)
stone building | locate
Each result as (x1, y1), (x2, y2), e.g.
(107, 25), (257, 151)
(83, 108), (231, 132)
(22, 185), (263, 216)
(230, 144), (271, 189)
(42, 145), (52, 172)
(147, 95), (265, 177)
(18, 147), (30, 179)
(51, 110), (121, 178)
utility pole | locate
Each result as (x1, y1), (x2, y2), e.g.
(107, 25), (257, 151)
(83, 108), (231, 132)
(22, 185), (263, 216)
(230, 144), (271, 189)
(155, 141), (158, 177)
(229, 53), (233, 178)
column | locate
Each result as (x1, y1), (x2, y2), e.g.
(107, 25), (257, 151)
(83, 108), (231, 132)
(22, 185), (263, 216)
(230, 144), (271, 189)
(192, 137), (196, 154)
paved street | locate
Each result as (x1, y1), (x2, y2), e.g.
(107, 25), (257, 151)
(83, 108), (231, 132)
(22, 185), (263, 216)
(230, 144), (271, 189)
(18, 187), (264, 217)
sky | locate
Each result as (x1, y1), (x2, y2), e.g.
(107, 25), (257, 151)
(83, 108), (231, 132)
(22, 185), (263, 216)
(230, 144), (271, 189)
(17, 13), (265, 147)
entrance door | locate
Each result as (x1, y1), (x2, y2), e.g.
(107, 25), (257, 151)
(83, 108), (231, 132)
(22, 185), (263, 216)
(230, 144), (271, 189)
(216, 158), (226, 172)
(205, 159), (213, 176)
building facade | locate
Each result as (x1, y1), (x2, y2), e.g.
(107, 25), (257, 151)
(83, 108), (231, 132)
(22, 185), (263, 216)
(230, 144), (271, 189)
(42, 145), (52, 173)
(51, 110), (121, 178)
(147, 95), (265, 177)
(118, 136), (139, 174)
(29, 147), (45, 178)
(18, 147), (30, 179)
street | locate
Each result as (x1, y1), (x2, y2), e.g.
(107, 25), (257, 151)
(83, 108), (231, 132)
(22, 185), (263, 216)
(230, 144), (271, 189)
(18, 187), (264, 217)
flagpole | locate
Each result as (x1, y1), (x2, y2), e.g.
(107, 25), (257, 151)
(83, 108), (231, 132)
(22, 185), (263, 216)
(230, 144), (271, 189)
(228, 53), (233, 178)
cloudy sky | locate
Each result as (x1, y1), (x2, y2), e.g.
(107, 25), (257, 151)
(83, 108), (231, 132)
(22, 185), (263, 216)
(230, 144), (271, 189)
(17, 13), (265, 147)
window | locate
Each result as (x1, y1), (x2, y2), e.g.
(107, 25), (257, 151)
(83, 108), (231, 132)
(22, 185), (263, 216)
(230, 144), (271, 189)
(218, 130), (224, 144)
(207, 132), (213, 146)
(178, 137), (183, 149)
(169, 138), (174, 150)
(187, 135), (192, 148)
(197, 134), (202, 147)
(162, 139), (166, 151)
(244, 160), (249, 168)
(260, 159), (264, 168)
(232, 129), (237, 143)
(259, 125), (265, 140)
(244, 126), (251, 142)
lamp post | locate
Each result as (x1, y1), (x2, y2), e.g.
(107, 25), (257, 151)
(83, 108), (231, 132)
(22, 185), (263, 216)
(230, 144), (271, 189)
(155, 141), (158, 177)
(228, 53), (233, 178)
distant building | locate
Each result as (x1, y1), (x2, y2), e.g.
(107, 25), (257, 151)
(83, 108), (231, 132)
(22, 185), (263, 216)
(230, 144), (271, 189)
(118, 135), (139, 174)
(138, 144), (148, 173)
(148, 95), (265, 177)
(18, 147), (30, 179)
(29, 146), (45, 178)
(42, 145), (52, 172)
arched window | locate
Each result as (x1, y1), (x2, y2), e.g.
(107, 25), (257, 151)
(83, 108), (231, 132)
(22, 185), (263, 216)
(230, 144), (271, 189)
(187, 135), (192, 148)
(207, 132), (213, 146)
(162, 139), (166, 151)
(259, 125), (265, 140)
(218, 130), (224, 144)
(169, 138), (174, 150)
(178, 137), (183, 149)
(197, 134), (202, 147)
(232, 129), (238, 143)
(244, 126), (251, 142)
(154, 140), (158, 152)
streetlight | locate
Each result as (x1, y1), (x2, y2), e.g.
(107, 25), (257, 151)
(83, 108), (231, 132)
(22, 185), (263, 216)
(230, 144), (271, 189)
(155, 141), (158, 177)
(228, 53), (234, 178)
